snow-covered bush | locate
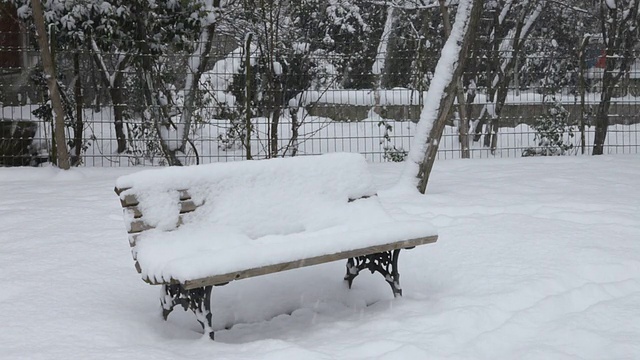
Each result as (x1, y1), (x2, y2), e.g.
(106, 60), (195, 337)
(377, 117), (407, 162)
(523, 98), (575, 156)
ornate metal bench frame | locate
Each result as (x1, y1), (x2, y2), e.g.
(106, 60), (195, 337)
(115, 186), (437, 340)
(159, 248), (406, 340)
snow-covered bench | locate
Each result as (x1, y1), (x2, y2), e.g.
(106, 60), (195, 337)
(114, 153), (437, 339)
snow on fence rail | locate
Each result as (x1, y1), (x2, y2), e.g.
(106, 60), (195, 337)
(1, 101), (639, 166)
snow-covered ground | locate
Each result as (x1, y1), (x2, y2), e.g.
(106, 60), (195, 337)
(1, 155), (639, 359)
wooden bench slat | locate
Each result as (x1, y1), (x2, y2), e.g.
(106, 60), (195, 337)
(128, 216), (186, 234)
(127, 200), (199, 219)
(117, 189), (192, 208)
(128, 234), (140, 247)
(128, 219), (154, 233)
(143, 235), (438, 289)
(117, 183), (438, 289)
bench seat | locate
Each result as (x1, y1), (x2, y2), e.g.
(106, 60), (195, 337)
(134, 198), (436, 287)
(115, 153), (437, 339)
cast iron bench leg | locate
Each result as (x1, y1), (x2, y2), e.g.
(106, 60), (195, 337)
(344, 249), (403, 297)
(160, 284), (215, 340)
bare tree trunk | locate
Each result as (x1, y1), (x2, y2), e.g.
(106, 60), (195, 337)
(111, 58), (130, 154)
(490, 85), (510, 152)
(593, 93), (613, 155)
(31, 0), (70, 170)
(134, 12), (179, 166)
(173, 14), (220, 159)
(110, 82), (127, 153)
(593, 63), (615, 155)
(289, 106), (299, 157)
(475, 62), (493, 143)
(134, 1), (222, 165)
(578, 36), (589, 154)
(244, 33), (253, 160)
(482, 1), (544, 153)
(593, 0), (639, 155)
(408, 0), (482, 194)
(73, 51), (83, 165)
(90, 39), (130, 154)
(269, 81), (282, 158)
(89, 50), (101, 112)
(457, 81), (470, 158)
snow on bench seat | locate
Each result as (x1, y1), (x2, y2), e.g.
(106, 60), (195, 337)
(115, 153), (437, 287)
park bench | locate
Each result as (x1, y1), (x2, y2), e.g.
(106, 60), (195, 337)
(114, 153), (437, 340)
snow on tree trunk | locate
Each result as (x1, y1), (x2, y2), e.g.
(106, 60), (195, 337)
(90, 39), (131, 154)
(488, 1), (545, 154)
(372, 6), (396, 112)
(156, 1), (222, 166)
(174, 23), (217, 161)
(31, 0), (70, 170)
(438, 0), (470, 159)
(474, 0), (546, 153)
(397, 0), (481, 194)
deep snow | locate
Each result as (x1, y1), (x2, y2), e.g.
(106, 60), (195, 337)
(1, 155), (639, 359)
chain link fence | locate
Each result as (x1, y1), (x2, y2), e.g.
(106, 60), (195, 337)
(1, 13), (639, 167)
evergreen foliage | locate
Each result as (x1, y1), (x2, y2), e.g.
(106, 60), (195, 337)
(523, 98), (575, 156)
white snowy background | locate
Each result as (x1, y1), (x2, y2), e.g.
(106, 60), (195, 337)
(1, 154), (639, 359)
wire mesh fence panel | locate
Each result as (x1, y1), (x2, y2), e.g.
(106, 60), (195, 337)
(1, 1), (640, 167)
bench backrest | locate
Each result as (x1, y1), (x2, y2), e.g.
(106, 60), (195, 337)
(115, 153), (376, 243)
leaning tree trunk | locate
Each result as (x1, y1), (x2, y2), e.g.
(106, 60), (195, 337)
(31, 0), (70, 170)
(438, 0), (470, 159)
(398, 0), (481, 194)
